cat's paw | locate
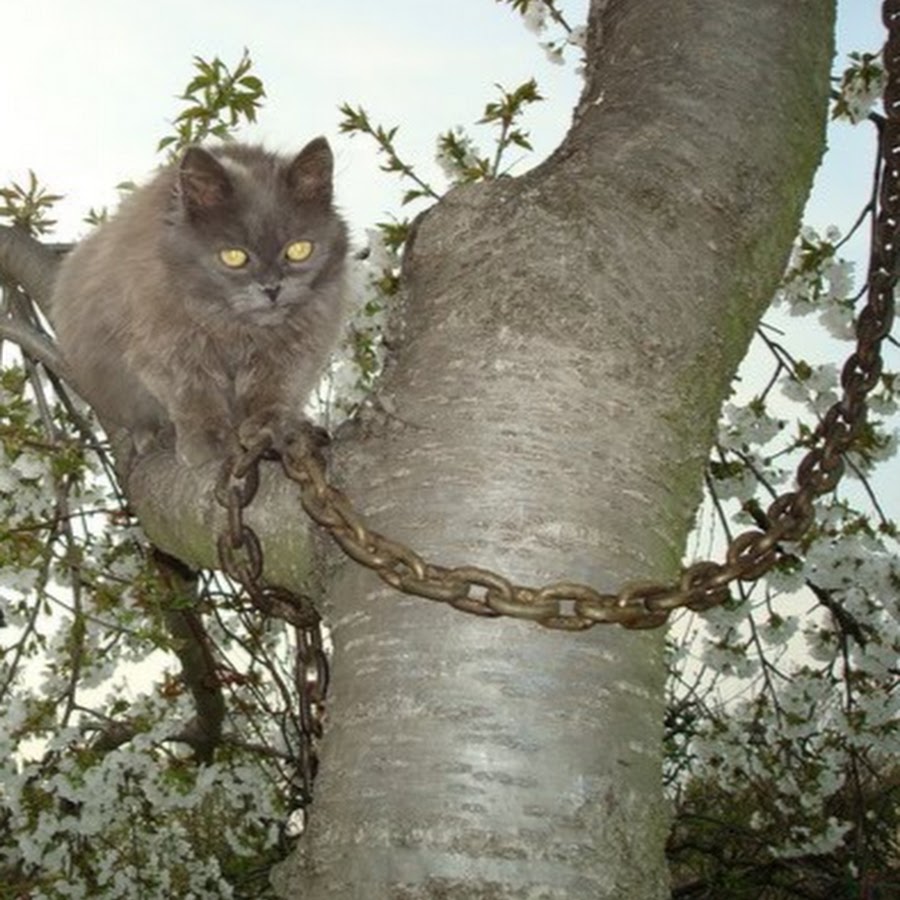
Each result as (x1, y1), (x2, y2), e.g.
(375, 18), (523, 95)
(238, 411), (324, 459)
(238, 410), (284, 457)
(131, 423), (175, 458)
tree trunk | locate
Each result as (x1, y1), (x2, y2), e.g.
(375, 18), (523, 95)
(270, 0), (834, 896)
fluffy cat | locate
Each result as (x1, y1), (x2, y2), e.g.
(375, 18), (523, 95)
(50, 137), (348, 466)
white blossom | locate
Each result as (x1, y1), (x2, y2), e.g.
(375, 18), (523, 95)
(868, 389), (898, 417)
(522, 0), (549, 34)
(364, 227), (396, 275)
(718, 402), (784, 451)
(819, 300), (856, 340)
(757, 613), (799, 646)
(567, 25), (588, 50)
(541, 41), (565, 65)
(764, 559), (806, 594)
(825, 257), (853, 300)
(836, 54), (885, 124)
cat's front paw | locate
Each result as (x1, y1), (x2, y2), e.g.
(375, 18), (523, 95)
(238, 411), (321, 458)
(131, 422), (175, 458)
(237, 411), (284, 457)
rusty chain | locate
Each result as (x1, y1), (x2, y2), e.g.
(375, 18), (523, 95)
(207, 4), (899, 823)
(214, 439), (328, 823)
(231, 8), (899, 632)
(219, 8), (899, 635)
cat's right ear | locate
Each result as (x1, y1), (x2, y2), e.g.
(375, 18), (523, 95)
(178, 148), (233, 217)
(288, 137), (334, 206)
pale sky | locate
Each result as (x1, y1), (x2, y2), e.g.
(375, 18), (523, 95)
(2, 0), (590, 242)
(0, 0), (884, 247)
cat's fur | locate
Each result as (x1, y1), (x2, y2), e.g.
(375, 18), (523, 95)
(50, 137), (348, 466)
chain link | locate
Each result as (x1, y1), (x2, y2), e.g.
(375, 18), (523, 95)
(278, 439), (724, 631)
(214, 439), (327, 825)
(262, 9), (900, 631)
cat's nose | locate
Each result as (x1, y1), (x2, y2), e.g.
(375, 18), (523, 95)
(261, 283), (281, 302)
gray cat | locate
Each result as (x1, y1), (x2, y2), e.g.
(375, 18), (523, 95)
(50, 137), (348, 466)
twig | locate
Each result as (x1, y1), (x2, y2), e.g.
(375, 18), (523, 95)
(0, 318), (68, 377)
(0, 226), (62, 310)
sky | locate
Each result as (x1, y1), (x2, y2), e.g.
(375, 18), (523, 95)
(1, 0), (590, 242)
(0, 0), (884, 245)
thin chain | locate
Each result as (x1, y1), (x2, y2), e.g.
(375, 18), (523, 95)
(214, 438), (328, 823)
(268, 8), (899, 631)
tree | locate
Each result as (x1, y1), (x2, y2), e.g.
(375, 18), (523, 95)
(3, 0), (890, 897)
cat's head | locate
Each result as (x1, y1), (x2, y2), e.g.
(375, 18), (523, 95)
(162, 138), (347, 325)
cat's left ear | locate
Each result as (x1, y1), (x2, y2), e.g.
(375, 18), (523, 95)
(287, 137), (334, 205)
(178, 148), (233, 216)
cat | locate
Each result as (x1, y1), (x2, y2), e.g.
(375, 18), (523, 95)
(50, 137), (349, 467)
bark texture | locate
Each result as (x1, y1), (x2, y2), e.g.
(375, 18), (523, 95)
(272, 0), (834, 896)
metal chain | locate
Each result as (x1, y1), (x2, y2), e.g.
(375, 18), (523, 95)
(214, 438), (328, 822)
(278, 436), (723, 630)
(206, 12), (898, 826)
(268, 9), (900, 631)
(216, 7), (898, 713)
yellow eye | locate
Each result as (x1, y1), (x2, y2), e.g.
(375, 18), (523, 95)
(219, 248), (249, 268)
(285, 240), (313, 262)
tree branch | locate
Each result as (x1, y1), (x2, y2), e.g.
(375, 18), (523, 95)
(125, 446), (317, 591)
(154, 549), (225, 764)
(0, 318), (68, 376)
(0, 226), (61, 312)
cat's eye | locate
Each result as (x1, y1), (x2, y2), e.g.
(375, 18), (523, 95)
(285, 240), (313, 263)
(219, 248), (249, 268)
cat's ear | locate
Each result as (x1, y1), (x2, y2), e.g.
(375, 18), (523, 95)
(178, 148), (233, 216)
(287, 137), (334, 205)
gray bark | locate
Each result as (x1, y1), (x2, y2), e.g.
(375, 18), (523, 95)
(0, 227), (59, 304)
(272, 0), (834, 896)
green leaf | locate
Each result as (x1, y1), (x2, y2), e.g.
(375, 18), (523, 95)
(157, 50), (267, 156)
(508, 131), (533, 150)
(238, 75), (263, 92)
(402, 188), (428, 205)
